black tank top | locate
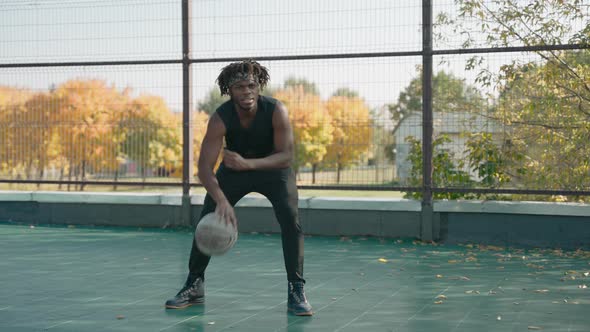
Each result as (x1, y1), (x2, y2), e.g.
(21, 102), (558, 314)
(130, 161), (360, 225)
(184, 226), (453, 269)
(216, 95), (277, 159)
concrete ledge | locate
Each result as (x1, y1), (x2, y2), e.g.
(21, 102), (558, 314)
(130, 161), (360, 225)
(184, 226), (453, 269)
(434, 200), (590, 217)
(0, 191), (182, 206)
(0, 191), (33, 201)
(305, 196), (421, 211)
(0, 191), (589, 248)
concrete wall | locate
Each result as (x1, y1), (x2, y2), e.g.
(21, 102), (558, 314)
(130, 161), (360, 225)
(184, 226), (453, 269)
(0, 191), (589, 248)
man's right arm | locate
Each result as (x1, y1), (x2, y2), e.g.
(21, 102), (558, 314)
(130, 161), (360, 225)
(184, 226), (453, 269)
(197, 113), (237, 227)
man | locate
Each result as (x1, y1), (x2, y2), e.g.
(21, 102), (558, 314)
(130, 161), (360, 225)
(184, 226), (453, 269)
(165, 60), (313, 316)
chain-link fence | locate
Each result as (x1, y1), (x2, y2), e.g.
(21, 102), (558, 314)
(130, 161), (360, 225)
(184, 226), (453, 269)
(0, 0), (588, 201)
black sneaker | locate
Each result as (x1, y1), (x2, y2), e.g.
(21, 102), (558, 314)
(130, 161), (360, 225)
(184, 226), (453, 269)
(165, 276), (205, 309)
(287, 281), (313, 316)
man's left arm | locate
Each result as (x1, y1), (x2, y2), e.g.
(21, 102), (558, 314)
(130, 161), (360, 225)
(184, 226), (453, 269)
(223, 102), (294, 171)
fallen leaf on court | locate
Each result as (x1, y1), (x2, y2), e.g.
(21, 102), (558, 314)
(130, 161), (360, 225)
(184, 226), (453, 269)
(528, 326), (542, 330)
(578, 284), (587, 289)
(496, 315), (502, 321)
(436, 274), (443, 278)
(434, 300), (444, 304)
(331, 297), (337, 301)
(448, 260), (459, 264)
(534, 289), (549, 293)
(465, 256), (478, 262)
(378, 258), (388, 263)
(583, 272), (589, 277)
(208, 322), (215, 325)
(436, 295), (447, 300)
(116, 315), (125, 320)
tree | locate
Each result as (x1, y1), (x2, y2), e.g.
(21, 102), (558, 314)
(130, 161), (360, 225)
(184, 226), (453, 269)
(283, 77), (320, 95)
(20, 93), (61, 182)
(193, 110), (212, 178)
(388, 70), (486, 134)
(0, 86), (33, 178)
(332, 87), (359, 98)
(197, 87), (228, 115)
(438, 0), (590, 201)
(273, 86), (333, 183)
(388, 70), (489, 188)
(494, 50), (590, 197)
(324, 95), (372, 183)
(54, 80), (126, 190)
(120, 94), (181, 184)
(404, 135), (473, 200)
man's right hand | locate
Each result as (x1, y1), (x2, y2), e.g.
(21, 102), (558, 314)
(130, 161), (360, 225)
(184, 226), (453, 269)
(215, 199), (237, 229)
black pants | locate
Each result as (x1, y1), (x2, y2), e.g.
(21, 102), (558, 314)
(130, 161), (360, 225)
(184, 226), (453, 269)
(188, 167), (305, 283)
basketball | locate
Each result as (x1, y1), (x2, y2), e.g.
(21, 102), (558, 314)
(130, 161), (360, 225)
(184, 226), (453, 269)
(195, 212), (238, 256)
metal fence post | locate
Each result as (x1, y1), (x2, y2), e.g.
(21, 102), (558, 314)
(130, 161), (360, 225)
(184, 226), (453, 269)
(421, 0), (434, 241)
(182, 0), (194, 227)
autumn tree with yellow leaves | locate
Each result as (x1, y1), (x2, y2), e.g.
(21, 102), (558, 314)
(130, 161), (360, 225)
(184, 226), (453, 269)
(0, 86), (33, 178)
(273, 86), (334, 184)
(53, 80), (127, 190)
(120, 94), (182, 184)
(324, 94), (372, 183)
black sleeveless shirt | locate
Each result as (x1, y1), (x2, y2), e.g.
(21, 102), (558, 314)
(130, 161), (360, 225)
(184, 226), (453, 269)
(216, 95), (288, 176)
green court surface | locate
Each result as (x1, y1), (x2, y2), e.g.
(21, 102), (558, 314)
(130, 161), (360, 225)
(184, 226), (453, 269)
(1, 223), (589, 332)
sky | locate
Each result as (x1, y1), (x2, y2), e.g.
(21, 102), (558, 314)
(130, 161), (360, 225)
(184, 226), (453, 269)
(0, 0), (569, 114)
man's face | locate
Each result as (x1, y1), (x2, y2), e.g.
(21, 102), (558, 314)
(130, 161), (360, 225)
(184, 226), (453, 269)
(230, 79), (260, 111)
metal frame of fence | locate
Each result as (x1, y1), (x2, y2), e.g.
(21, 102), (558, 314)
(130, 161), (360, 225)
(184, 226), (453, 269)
(1, 0), (589, 205)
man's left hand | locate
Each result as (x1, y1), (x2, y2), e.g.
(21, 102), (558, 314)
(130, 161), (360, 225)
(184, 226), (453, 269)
(223, 149), (252, 171)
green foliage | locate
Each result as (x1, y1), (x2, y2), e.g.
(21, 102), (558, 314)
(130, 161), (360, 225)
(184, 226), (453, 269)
(332, 87), (359, 98)
(388, 70), (487, 136)
(434, 0), (590, 202)
(404, 135), (474, 200)
(283, 77), (319, 95)
(197, 87), (228, 115)
(465, 133), (511, 188)
(404, 133), (524, 200)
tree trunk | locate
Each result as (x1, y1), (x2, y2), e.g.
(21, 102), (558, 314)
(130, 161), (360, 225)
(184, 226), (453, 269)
(58, 166), (64, 190)
(312, 164), (317, 184)
(142, 162), (147, 189)
(25, 160), (33, 180)
(67, 161), (73, 191)
(80, 160), (86, 191)
(37, 164), (44, 189)
(336, 163), (341, 184)
(113, 168), (119, 191)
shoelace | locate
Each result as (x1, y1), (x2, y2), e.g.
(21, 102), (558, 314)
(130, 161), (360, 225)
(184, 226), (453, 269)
(290, 284), (306, 303)
(177, 279), (199, 297)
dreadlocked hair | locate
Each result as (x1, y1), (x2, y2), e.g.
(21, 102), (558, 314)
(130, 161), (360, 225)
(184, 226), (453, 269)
(216, 60), (270, 96)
